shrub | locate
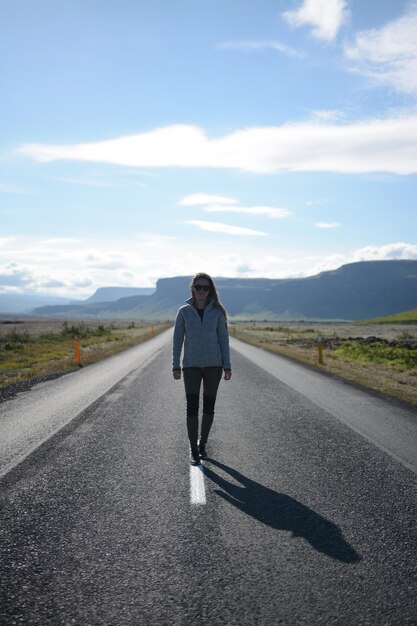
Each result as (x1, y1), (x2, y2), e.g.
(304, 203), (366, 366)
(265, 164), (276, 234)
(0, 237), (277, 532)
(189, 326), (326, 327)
(334, 342), (417, 371)
(0, 330), (32, 348)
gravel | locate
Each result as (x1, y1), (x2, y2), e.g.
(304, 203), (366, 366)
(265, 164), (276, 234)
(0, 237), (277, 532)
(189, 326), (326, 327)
(0, 372), (68, 404)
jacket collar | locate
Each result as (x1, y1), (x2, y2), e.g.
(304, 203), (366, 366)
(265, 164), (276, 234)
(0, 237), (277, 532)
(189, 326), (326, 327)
(186, 296), (215, 312)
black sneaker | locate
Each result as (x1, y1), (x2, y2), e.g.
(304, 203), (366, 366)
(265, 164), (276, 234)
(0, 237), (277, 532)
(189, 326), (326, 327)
(198, 441), (207, 459)
(190, 448), (200, 465)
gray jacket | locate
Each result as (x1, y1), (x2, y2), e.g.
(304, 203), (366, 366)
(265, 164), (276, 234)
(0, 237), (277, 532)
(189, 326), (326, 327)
(172, 297), (231, 370)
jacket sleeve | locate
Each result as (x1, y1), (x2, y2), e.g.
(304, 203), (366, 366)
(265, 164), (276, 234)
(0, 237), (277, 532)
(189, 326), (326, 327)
(172, 309), (185, 369)
(217, 313), (231, 370)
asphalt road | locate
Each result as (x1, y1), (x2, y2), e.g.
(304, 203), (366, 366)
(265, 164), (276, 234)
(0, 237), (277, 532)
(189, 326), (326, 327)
(0, 329), (171, 479)
(1, 335), (416, 625)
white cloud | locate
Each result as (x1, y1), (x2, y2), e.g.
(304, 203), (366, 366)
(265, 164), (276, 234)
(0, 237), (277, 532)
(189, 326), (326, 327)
(17, 116), (417, 175)
(306, 198), (331, 206)
(186, 221), (267, 236)
(204, 205), (292, 218)
(39, 279), (68, 288)
(48, 174), (150, 188)
(283, 0), (349, 42)
(254, 243), (417, 278)
(42, 238), (82, 245)
(179, 193), (237, 206)
(0, 264), (32, 288)
(48, 176), (112, 187)
(180, 194), (291, 218)
(1, 237), (416, 298)
(315, 222), (340, 228)
(0, 237), (16, 247)
(345, 3), (417, 95)
(217, 40), (303, 58)
(309, 109), (346, 123)
(351, 242), (417, 261)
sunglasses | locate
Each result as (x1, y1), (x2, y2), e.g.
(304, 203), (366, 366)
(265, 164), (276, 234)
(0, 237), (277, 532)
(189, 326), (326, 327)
(194, 284), (210, 292)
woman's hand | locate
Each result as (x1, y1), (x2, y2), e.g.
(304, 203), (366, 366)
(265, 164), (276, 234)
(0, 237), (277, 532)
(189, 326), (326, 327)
(223, 369), (232, 381)
(173, 369), (182, 380)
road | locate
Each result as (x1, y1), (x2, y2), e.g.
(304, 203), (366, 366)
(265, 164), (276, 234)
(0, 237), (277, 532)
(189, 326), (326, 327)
(0, 333), (416, 625)
(0, 329), (171, 479)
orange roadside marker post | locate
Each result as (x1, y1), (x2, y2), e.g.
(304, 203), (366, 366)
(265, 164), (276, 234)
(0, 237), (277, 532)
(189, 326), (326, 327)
(74, 336), (82, 367)
(317, 341), (324, 365)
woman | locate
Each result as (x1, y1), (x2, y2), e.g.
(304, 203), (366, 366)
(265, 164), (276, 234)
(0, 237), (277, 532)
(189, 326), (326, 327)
(172, 272), (232, 465)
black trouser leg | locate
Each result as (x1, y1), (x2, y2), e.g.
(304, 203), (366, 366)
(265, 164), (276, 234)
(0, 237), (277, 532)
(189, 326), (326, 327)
(184, 369), (203, 448)
(200, 413), (214, 444)
(200, 367), (223, 444)
(184, 367), (222, 446)
(185, 392), (199, 448)
(186, 413), (199, 449)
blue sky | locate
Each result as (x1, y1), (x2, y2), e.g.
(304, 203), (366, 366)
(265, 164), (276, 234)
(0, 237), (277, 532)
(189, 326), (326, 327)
(1, 0), (417, 298)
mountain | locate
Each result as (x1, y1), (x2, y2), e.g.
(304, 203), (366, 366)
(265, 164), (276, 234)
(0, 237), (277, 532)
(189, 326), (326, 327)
(29, 260), (417, 321)
(124, 275), (279, 320)
(83, 287), (155, 304)
(254, 260), (417, 320)
(0, 292), (75, 314)
(32, 294), (152, 319)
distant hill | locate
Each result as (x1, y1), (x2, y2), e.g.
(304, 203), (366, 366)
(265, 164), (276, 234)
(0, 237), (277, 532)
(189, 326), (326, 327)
(359, 307), (417, 324)
(0, 286), (154, 315)
(30, 260), (417, 321)
(0, 292), (75, 314)
(83, 287), (155, 304)
(32, 294), (152, 319)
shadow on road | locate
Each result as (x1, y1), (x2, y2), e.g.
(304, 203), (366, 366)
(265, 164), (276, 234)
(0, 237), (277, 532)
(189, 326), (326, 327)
(203, 458), (361, 564)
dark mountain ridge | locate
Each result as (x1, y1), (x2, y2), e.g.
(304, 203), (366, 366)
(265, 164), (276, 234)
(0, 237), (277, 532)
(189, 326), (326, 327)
(29, 260), (417, 321)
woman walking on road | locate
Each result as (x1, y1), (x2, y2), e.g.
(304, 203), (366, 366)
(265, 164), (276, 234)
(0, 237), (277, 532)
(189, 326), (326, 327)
(172, 272), (232, 465)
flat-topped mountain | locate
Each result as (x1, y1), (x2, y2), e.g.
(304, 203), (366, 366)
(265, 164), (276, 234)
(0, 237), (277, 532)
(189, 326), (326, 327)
(28, 260), (417, 321)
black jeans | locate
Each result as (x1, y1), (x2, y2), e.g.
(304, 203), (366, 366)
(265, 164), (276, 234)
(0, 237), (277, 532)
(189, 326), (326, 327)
(183, 367), (223, 447)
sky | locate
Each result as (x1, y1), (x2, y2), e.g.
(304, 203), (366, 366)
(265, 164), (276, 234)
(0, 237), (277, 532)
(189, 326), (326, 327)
(1, 0), (417, 299)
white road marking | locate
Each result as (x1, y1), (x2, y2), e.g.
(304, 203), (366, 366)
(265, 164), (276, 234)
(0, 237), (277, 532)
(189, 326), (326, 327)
(190, 464), (206, 505)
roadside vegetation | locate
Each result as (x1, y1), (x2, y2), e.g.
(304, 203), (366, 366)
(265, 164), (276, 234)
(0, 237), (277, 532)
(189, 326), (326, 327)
(231, 322), (417, 407)
(3, 317), (417, 407)
(0, 320), (171, 389)
(357, 308), (417, 324)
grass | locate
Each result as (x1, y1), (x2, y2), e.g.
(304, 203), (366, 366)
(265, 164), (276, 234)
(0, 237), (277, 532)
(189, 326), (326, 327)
(231, 321), (417, 407)
(0, 320), (172, 389)
(334, 342), (417, 370)
(358, 307), (417, 324)
(4, 317), (417, 407)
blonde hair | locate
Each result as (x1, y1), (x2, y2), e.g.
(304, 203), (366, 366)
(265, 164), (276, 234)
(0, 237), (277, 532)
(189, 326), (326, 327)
(190, 272), (228, 320)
